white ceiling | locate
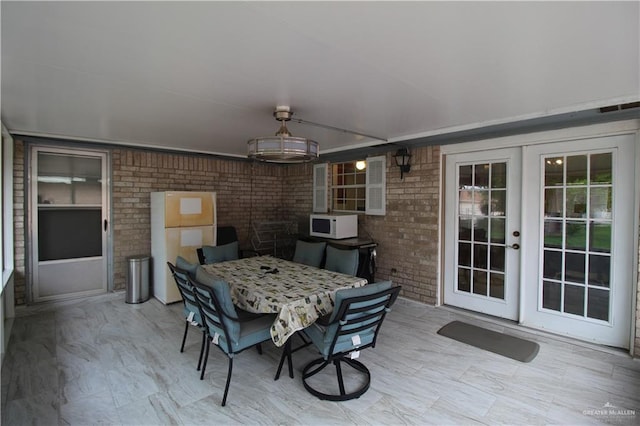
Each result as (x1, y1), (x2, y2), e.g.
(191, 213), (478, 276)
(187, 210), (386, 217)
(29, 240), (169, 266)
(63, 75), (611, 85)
(2, 1), (638, 159)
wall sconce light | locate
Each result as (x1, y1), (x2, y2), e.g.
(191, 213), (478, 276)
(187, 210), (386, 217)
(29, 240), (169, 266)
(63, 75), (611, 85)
(393, 148), (412, 180)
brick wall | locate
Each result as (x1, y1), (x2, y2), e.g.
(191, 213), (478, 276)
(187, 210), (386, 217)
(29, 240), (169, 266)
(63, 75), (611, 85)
(360, 146), (441, 304)
(12, 140), (26, 305)
(283, 147), (441, 305)
(281, 162), (315, 231)
(111, 148), (286, 290)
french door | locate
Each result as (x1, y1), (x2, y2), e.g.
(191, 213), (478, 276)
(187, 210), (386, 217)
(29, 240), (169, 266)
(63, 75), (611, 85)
(521, 135), (634, 347)
(31, 146), (109, 302)
(443, 134), (635, 348)
(443, 148), (522, 320)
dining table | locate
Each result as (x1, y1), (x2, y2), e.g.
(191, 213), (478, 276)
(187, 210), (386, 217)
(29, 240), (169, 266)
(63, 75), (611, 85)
(201, 255), (368, 348)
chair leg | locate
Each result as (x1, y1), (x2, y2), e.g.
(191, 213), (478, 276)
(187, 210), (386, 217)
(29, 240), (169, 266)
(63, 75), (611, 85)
(200, 338), (210, 380)
(221, 357), (233, 407)
(274, 339), (292, 380)
(180, 320), (189, 353)
(197, 330), (206, 371)
(287, 342), (294, 378)
(302, 357), (371, 401)
(334, 359), (346, 396)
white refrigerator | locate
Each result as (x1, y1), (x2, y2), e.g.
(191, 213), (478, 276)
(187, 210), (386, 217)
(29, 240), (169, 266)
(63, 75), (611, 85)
(151, 191), (217, 304)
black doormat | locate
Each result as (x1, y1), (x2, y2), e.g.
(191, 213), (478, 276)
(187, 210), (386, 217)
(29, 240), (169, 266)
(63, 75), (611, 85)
(437, 321), (539, 363)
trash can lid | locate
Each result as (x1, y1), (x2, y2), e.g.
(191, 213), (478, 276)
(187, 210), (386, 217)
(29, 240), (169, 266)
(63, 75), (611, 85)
(127, 255), (150, 262)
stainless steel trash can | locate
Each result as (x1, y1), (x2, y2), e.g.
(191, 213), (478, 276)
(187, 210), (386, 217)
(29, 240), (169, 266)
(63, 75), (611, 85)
(126, 255), (150, 304)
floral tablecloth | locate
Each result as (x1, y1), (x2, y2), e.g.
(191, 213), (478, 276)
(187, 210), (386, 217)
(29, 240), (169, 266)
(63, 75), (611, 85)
(202, 255), (367, 347)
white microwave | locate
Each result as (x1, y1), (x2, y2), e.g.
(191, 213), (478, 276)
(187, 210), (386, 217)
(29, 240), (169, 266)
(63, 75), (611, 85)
(309, 214), (358, 239)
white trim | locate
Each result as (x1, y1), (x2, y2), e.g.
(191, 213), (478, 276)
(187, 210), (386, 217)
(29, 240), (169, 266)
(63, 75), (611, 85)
(312, 163), (328, 213)
(1, 124), (14, 292)
(441, 119), (640, 155)
(519, 145), (530, 326)
(365, 155), (386, 216)
(12, 130), (249, 160)
(436, 149), (445, 307)
(390, 98), (639, 145)
(1, 121), (15, 366)
(630, 129), (640, 356)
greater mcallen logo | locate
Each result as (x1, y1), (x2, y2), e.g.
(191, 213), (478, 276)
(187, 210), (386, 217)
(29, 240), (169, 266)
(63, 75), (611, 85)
(583, 402), (636, 423)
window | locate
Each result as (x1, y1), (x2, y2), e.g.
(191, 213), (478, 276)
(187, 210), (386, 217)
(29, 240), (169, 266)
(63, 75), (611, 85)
(332, 161), (366, 212)
(312, 156), (386, 216)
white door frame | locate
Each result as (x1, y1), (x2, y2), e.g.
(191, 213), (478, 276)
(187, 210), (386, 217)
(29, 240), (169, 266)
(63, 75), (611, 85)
(440, 119), (640, 351)
(29, 144), (111, 303)
(443, 147), (522, 320)
(520, 135), (635, 347)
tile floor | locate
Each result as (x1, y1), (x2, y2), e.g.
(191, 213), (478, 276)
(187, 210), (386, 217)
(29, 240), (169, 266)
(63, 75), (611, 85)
(2, 292), (639, 425)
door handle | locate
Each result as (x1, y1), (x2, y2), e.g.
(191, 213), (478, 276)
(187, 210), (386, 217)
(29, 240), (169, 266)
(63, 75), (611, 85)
(104, 219), (108, 231)
(507, 243), (520, 250)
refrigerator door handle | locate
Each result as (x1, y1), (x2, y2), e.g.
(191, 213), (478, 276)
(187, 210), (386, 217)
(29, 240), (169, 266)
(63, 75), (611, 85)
(104, 219), (108, 231)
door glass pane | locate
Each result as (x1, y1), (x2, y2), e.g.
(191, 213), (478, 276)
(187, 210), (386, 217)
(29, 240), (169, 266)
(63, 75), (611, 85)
(459, 216), (472, 241)
(587, 288), (609, 320)
(489, 246), (505, 271)
(38, 153), (101, 205)
(543, 250), (562, 280)
(544, 220), (563, 248)
(588, 255), (610, 288)
(37, 152), (103, 262)
(458, 242), (471, 267)
(545, 157), (564, 186)
(473, 270), (487, 295)
(457, 161), (508, 302)
(542, 281), (561, 311)
(590, 187), (611, 219)
(565, 252), (585, 284)
(459, 189), (473, 211)
(566, 187), (587, 218)
(544, 188), (563, 217)
(589, 222), (611, 253)
(566, 155), (588, 185)
(458, 268), (470, 292)
(490, 218), (505, 244)
(491, 163), (506, 188)
(39, 208), (102, 261)
(490, 190), (506, 216)
(564, 284), (585, 316)
(459, 165), (472, 187)
(540, 151), (612, 322)
(475, 190), (489, 216)
(474, 218), (489, 242)
(565, 221), (586, 250)
(590, 153), (612, 184)
(473, 244), (488, 269)
(489, 273), (504, 299)
(474, 164), (489, 188)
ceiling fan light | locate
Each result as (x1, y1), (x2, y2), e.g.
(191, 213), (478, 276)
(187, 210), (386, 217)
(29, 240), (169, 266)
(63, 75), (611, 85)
(247, 106), (319, 163)
(247, 136), (318, 163)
